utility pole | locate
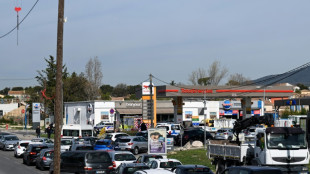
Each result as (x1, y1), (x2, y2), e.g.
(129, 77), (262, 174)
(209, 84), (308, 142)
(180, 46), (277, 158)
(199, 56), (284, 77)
(149, 74), (154, 128)
(54, 0), (65, 174)
(203, 90), (207, 150)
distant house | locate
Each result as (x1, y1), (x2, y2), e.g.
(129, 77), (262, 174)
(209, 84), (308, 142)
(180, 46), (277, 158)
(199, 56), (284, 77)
(301, 89), (310, 96)
(0, 94), (4, 98)
(8, 90), (29, 101)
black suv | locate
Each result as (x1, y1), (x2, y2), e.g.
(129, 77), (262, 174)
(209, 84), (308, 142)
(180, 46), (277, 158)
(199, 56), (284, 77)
(49, 150), (114, 174)
(175, 128), (213, 146)
(23, 144), (49, 166)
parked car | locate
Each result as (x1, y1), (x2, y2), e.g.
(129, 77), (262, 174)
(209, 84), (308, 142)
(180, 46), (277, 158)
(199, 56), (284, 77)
(35, 148), (54, 170)
(221, 166), (282, 174)
(61, 138), (73, 152)
(108, 151), (137, 169)
(135, 154), (163, 164)
(70, 143), (94, 151)
(171, 164), (214, 174)
(94, 139), (114, 150)
(49, 150), (114, 174)
(94, 122), (114, 134)
(114, 136), (148, 155)
(23, 144), (49, 166)
(156, 123), (183, 136)
(135, 131), (148, 140)
(105, 132), (129, 142)
(115, 163), (150, 174)
(134, 169), (174, 174)
(0, 135), (20, 151)
(30, 138), (54, 147)
(147, 159), (182, 170)
(214, 128), (234, 140)
(175, 128), (213, 146)
(14, 140), (31, 157)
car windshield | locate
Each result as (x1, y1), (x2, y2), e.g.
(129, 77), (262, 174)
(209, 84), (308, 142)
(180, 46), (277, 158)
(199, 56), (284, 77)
(124, 166), (150, 174)
(145, 156), (163, 163)
(267, 133), (307, 149)
(114, 154), (136, 161)
(33, 146), (48, 153)
(217, 130), (228, 133)
(96, 141), (110, 145)
(86, 152), (111, 163)
(160, 161), (182, 168)
(157, 126), (169, 131)
(61, 140), (72, 145)
(253, 171), (282, 174)
(63, 129), (79, 137)
(5, 136), (18, 141)
(20, 143), (29, 147)
(184, 167), (211, 174)
(44, 151), (54, 159)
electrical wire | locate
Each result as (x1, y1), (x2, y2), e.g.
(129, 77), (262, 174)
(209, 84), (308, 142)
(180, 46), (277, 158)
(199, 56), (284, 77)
(0, 0), (40, 39)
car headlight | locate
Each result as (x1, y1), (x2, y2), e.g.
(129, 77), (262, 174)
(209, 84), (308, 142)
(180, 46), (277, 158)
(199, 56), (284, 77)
(302, 167), (308, 171)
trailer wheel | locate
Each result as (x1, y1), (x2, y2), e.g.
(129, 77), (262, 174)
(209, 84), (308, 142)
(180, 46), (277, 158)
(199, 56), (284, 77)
(216, 160), (225, 174)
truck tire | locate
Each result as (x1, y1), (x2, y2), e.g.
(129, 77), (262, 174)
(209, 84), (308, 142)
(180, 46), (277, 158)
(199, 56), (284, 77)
(216, 160), (225, 174)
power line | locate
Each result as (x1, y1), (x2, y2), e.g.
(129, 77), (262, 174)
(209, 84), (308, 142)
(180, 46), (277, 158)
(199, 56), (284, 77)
(0, 0), (40, 39)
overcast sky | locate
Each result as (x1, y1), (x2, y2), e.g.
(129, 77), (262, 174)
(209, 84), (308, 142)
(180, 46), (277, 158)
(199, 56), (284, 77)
(1, 0), (310, 89)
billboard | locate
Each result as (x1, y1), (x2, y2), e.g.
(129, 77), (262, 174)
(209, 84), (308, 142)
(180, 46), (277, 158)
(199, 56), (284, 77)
(148, 128), (167, 155)
(32, 103), (41, 123)
(142, 82), (154, 96)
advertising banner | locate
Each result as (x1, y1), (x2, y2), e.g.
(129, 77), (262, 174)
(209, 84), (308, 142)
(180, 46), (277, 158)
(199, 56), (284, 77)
(32, 103), (41, 122)
(148, 128), (167, 155)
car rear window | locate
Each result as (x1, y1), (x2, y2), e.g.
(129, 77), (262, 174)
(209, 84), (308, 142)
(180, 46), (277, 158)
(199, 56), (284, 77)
(124, 166), (150, 174)
(119, 139), (131, 143)
(96, 141), (110, 145)
(253, 170), (282, 174)
(61, 140), (72, 145)
(76, 146), (93, 150)
(20, 143), (29, 147)
(114, 154), (136, 161)
(44, 151), (54, 159)
(86, 152), (111, 163)
(160, 161), (182, 168)
(217, 130), (227, 133)
(32, 146), (48, 153)
(32, 139), (44, 142)
(5, 136), (19, 141)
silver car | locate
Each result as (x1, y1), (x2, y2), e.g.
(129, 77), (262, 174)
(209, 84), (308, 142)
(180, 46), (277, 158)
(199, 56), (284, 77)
(214, 128), (234, 140)
(114, 136), (148, 155)
(0, 135), (20, 151)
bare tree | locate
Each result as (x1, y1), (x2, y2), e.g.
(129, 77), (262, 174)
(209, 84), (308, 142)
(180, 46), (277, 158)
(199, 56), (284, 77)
(85, 57), (103, 100)
(226, 73), (251, 86)
(188, 68), (207, 85)
(188, 61), (228, 86)
(208, 61), (228, 85)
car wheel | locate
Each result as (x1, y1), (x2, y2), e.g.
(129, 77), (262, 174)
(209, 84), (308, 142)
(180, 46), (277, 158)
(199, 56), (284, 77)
(133, 147), (139, 155)
(39, 164), (45, 171)
(26, 157), (31, 166)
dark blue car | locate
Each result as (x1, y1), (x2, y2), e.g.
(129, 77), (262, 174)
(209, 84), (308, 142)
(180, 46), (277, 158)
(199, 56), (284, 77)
(94, 139), (114, 150)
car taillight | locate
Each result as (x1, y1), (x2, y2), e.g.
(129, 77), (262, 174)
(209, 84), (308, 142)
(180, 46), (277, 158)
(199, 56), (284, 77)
(112, 161), (116, 168)
(79, 136), (82, 138)
(61, 135), (63, 138)
(108, 165), (113, 170)
(128, 143), (133, 145)
(30, 152), (36, 155)
(18, 145), (21, 149)
(84, 167), (92, 171)
(224, 133), (228, 135)
(42, 157), (47, 161)
(184, 135), (189, 139)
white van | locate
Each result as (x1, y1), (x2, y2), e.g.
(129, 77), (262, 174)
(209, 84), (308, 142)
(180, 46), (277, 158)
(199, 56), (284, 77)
(61, 124), (93, 138)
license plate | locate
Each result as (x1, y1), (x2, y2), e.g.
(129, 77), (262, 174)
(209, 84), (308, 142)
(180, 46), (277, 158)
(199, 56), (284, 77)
(96, 171), (105, 174)
(220, 133), (223, 136)
(121, 148), (125, 150)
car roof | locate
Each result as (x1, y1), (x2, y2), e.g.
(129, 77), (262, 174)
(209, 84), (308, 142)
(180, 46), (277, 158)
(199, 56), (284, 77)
(121, 163), (148, 167)
(140, 154), (163, 157)
(108, 151), (133, 155)
(29, 144), (49, 147)
(136, 169), (174, 174)
(227, 166), (281, 171)
(120, 136), (141, 139)
(3, 135), (18, 137)
(107, 132), (128, 135)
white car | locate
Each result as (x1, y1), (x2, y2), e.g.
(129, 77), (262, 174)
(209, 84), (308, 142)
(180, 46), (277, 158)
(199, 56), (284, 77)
(14, 140), (31, 157)
(134, 169), (174, 174)
(147, 158), (182, 170)
(156, 123), (183, 136)
(94, 122), (114, 133)
(61, 138), (73, 152)
(108, 151), (137, 169)
(105, 132), (129, 142)
(30, 138), (54, 147)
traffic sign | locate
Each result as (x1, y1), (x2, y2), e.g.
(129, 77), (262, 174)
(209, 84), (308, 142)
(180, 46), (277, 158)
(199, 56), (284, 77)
(21, 109), (25, 114)
(110, 108), (115, 114)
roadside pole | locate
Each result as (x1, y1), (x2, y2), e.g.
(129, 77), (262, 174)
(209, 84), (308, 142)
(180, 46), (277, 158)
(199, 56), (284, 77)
(54, 0), (65, 173)
(203, 90), (207, 150)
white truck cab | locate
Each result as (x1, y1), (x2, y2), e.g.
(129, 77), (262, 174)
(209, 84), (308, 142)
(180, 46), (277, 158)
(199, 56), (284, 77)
(61, 124), (93, 138)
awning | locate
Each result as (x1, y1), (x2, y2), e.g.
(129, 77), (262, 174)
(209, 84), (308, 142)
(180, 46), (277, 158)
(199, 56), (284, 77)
(156, 108), (174, 114)
(116, 109), (141, 115)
